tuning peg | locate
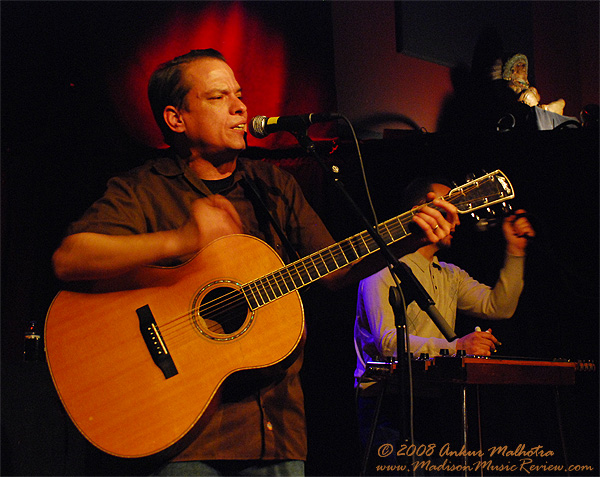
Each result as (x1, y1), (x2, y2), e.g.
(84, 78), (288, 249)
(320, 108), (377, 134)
(465, 173), (476, 182)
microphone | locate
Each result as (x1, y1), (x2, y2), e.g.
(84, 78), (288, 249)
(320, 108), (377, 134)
(248, 113), (341, 138)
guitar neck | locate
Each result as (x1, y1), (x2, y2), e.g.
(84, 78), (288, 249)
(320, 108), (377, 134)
(242, 169), (514, 310)
(243, 210), (415, 310)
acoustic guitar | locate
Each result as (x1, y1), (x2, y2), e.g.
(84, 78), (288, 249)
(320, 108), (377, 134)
(45, 170), (514, 458)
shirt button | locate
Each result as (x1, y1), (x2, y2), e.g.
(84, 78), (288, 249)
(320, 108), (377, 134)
(266, 421), (273, 431)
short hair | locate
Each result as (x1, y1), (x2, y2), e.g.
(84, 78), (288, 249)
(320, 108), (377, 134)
(148, 48), (227, 146)
(401, 176), (452, 211)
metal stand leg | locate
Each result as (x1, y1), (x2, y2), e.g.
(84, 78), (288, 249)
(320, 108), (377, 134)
(360, 381), (387, 477)
(461, 385), (468, 476)
(554, 386), (571, 476)
(476, 385), (484, 477)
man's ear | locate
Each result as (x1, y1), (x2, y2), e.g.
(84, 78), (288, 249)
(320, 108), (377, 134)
(164, 106), (185, 133)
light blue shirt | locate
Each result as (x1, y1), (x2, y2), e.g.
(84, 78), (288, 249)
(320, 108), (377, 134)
(354, 250), (525, 385)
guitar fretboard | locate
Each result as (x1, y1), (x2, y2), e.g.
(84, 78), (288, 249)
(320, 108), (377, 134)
(242, 210), (415, 309)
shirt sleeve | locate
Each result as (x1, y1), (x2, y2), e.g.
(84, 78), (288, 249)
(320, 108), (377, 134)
(456, 253), (525, 319)
(356, 253), (525, 364)
(66, 175), (149, 236)
(355, 268), (397, 359)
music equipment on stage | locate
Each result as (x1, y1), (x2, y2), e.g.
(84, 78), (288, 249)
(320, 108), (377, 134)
(364, 354), (596, 386)
(45, 170), (514, 458)
(361, 354), (595, 477)
(248, 112), (342, 138)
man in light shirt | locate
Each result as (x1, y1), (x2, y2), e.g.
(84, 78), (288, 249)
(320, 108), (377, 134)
(353, 177), (535, 473)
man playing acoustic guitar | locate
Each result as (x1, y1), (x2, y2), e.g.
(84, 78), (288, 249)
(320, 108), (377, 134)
(50, 49), (458, 476)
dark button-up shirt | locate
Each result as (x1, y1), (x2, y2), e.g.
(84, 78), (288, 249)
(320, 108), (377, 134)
(67, 152), (336, 461)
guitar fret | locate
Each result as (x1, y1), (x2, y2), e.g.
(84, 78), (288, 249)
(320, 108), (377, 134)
(378, 223), (394, 244)
(273, 270), (287, 296)
(303, 258), (319, 281)
(338, 242), (350, 263)
(359, 234), (373, 255)
(332, 243), (348, 266)
(390, 216), (409, 240)
(396, 217), (408, 237)
(341, 239), (359, 263)
(298, 261), (312, 283)
(349, 236), (361, 259)
(353, 234), (369, 257)
(286, 265), (302, 289)
(270, 274), (282, 298)
(244, 282), (262, 309)
(388, 222), (400, 242)
(263, 276), (277, 301)
(290, 262), (308, 287)
(314, 254), (331, 275)
(281, 268), (297, 291)
(361, 234), (376, 254)
(323, 248), (341, 270)
(252, 280), (264, 304)
(351, 237), (361, 257)
(257, 279), (271, 304)
(339, 246), (351, 266)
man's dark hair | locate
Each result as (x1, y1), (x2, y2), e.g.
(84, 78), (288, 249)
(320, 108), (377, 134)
(401, 176), (452, 211)
(148, 48), (227, 146)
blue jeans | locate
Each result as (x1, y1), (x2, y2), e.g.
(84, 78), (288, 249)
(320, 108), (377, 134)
(155, 460), (305, 476)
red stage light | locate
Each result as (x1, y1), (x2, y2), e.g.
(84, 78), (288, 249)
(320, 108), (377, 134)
(108, 2), (331, 150)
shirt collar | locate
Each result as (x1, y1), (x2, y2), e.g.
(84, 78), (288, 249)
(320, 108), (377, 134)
(402, 250), (441, 272)
(151, 152), (248, 195)
(149, 151), (184, 177)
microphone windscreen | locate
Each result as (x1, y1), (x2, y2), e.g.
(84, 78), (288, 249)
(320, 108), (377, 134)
(249, 116), (268, 138)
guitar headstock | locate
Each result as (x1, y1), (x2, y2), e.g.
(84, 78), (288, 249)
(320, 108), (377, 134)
(446, 170), (515, 215)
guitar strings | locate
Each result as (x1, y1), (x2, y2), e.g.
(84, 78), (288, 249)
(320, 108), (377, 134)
(157, 183), (504, 346)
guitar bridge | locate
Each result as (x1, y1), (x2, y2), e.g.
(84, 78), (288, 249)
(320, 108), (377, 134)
(136, 304), (178, 379)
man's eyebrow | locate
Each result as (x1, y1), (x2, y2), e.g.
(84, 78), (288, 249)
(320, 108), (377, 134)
(204, 86), (243, 96)
(204, 88), (226, 96)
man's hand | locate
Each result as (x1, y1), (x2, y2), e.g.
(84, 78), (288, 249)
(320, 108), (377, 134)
(178, 195), (244, 257)
(411, 193), (459, 245)
(456, 328), (500, 356)
(503, 209), (535, 256)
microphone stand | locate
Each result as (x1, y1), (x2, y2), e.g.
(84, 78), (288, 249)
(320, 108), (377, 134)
(291, 131), (457, 474)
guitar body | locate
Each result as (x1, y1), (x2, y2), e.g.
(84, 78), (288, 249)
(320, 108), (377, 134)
(45, 234), (304, 458)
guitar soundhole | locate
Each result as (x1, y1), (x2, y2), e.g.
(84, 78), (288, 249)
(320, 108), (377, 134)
(191, 281), (253, 341)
